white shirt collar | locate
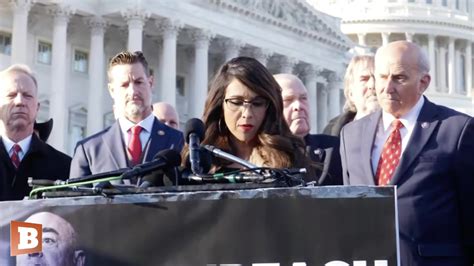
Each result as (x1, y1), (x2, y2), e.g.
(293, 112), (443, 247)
(2, 134), (33, 155)
(119, 113), (155, 134)
(381, 96), (425, 131)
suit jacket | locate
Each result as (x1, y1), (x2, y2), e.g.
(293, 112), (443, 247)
(304, 134), (342, 186)
(323, 111), (356, 136)
(0, 134), (71, 201)
(69, 118), (184, 180)
(340, 98), (474, 266)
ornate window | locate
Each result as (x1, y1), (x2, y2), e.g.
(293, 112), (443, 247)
(0, 32), (11, 55)
(37, 41), (52, 65)
(73, 50), (89, 73)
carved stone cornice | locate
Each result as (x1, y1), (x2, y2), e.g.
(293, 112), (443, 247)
(342, 17), (474, 32)
(278, 56), (299, 73)
(121, 7), (150, 28)
(191, 29), (215, 49)
(209, 0), (351, 50)
(218, 38), (245, 53)
(9, 0), (32, 14)
(156, 18), (183, 38)
(85, 16), (108, 35)
(302, 64), (322, 81)
(252, 47), (273, 65)
(48, 5), (75, 25)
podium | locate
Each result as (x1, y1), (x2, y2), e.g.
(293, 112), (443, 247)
(0, 185), (398, 265)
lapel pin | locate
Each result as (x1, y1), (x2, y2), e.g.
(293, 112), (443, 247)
(158, 130), (165, 136)
(421, 122), (429, 129)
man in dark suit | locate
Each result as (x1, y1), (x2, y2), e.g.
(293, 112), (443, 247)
(274, 73), (341, 185)
(323, 55), (379, 136)
(0, 65), (71, 201)
(340, 41), (473, 265)
(70, 51), (184, 185)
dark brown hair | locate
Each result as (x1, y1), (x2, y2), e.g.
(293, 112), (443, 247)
(184, 57), (312, 175)
(107, 51), (150, 81)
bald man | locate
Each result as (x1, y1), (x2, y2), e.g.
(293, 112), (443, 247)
(152, 102), (180, 130)
(274, 73), (342, 185)
(340, 41), (473, 265)
(16, 212), (85, 266)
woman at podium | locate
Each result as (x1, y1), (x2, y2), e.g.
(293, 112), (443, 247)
(182, 57), (315, 182)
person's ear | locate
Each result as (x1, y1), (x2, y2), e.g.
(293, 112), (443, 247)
(148, 75), (154, 88)
(419, 73), (431, 94)
(73, 250), (86, 266)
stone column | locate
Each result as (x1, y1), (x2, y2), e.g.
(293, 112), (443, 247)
(327, 72), (341, 121)
(357, 33), (366, 46)
(448, 37), (455, 94)
(48, 5), (73, 152)
(122, 8), (149, 52)
(252, 47), (273, 66)
(190, 29), (213, 118)
(465, 41), (472, 96)
(381, 32), (391, 46)
(428, 35), (436, 91)
(279, 57), (298, 74)
(439, 45), (447, 91)
(303, 65), (320, 134)
(222, 39), (244, 62)
(86, 16), (107, 135)
(318, 85), (328, 131)
(156, 18), (182, 106)
(10, 0), (31, 64)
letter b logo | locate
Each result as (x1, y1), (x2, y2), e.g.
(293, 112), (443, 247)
(10, 220), (42, 256)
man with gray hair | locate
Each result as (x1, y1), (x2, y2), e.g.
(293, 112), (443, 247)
(0, 65), (70, 201)
(274, 73), (342, 185)
(323, 55), (379, 136)
(340, 41), (473, 265)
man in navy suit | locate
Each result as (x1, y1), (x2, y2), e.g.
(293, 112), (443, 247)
(340, 41), (473, 265)
(274, 73), (342, 185)
(70, 51), (184, 184)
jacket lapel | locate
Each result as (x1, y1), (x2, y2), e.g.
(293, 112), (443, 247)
(144, 118), (171, 162)
(390, 99), (439, 185)
(362, 111), (381, 185)
(102, 122), (128, 169)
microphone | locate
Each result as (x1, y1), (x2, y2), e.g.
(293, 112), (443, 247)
(123, 148), (181, 184)
(185, 118), (206, 175)
(203, 145), (258, 170)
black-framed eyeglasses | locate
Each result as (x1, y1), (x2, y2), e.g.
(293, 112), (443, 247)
(224, 97), (269, 111)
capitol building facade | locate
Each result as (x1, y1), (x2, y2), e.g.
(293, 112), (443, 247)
(310, 0), (474, 116)
(0, 0), (350, 154)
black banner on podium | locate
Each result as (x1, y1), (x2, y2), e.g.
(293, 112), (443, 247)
(0, 186), (398, 266)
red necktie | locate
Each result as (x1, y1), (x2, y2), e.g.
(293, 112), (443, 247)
(11, 144), (21, 169)
(128, 126), (143, 165)
(376, 120), (404, 186)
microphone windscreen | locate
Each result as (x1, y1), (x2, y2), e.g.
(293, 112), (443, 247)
(154, 149), (182, 167)
(184, 147), (212, 174)
(184, 118), (205, 143)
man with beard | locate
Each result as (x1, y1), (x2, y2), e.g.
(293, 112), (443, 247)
(69, 51), (184, 185)
(323, 55), (380, 136)
(274, 74), (342, 185)
(0, 65), (70, 201)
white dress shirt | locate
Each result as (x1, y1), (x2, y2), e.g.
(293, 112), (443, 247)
(118, 113), (155, 151)
(2, 134), (33, 161)
(371, 96), (425, 174)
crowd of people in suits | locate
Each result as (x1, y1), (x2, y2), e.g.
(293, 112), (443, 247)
(0, 40), (472, 265)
